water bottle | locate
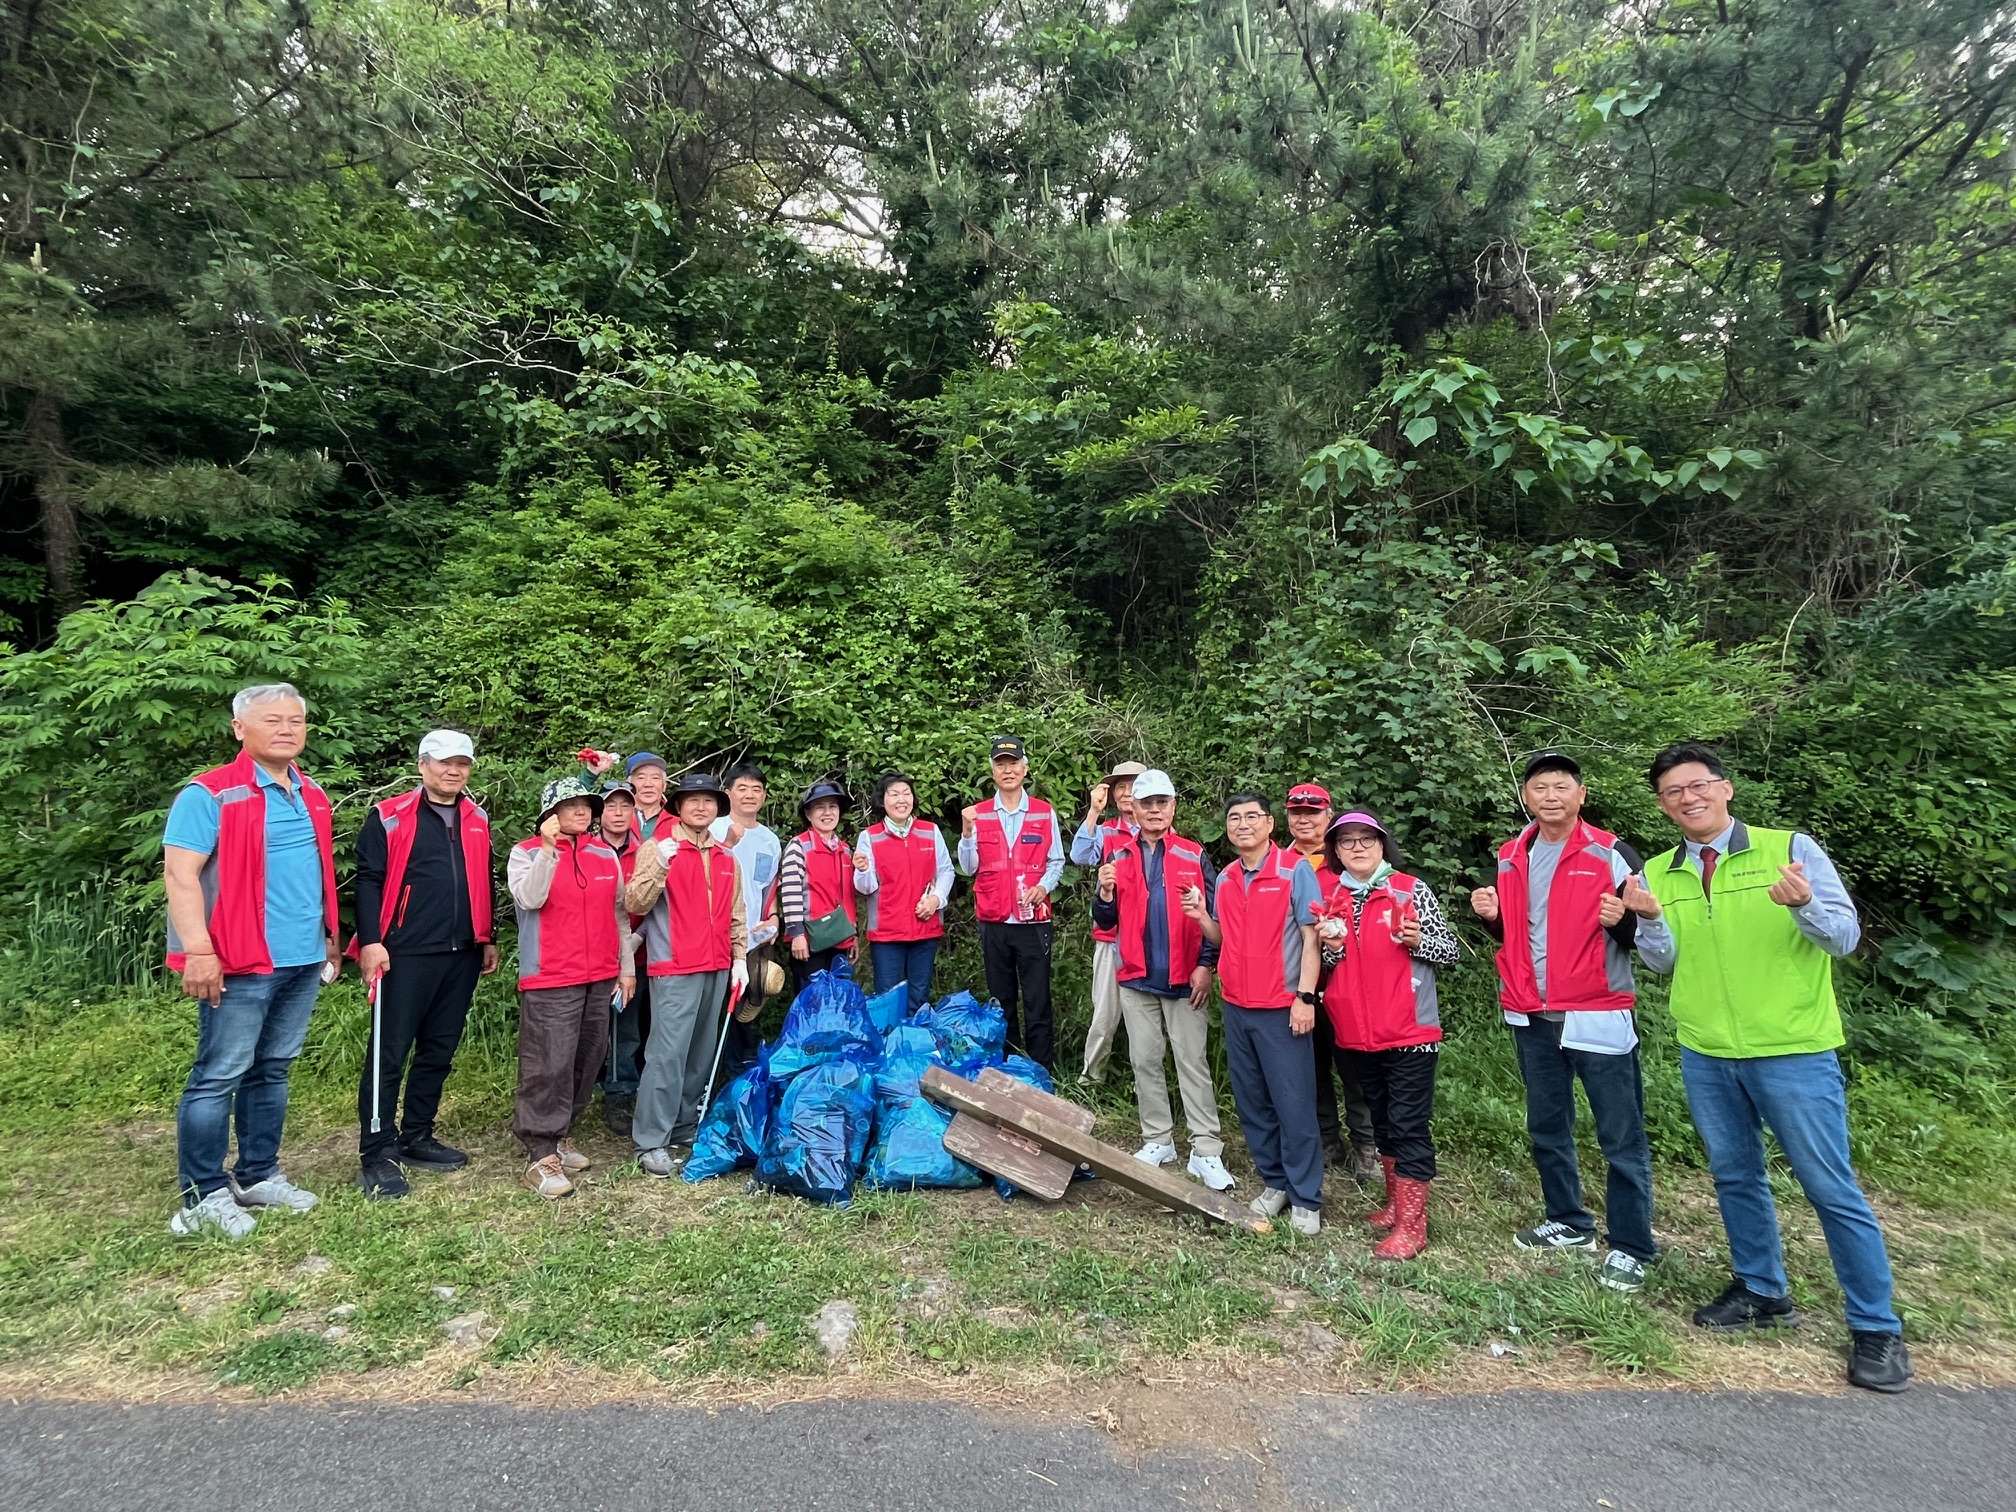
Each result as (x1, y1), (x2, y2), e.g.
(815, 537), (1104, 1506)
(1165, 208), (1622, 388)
(1014, 868), (1034, 923)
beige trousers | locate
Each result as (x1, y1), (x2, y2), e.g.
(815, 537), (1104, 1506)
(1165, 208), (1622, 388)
(1119, 983), (1223, 1155)
(1079, 940), (1122, 1083)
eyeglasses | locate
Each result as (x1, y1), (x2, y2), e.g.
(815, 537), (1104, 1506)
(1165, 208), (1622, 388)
(1334, 835), (1383, 849)
(1657, 778), (1725, 802)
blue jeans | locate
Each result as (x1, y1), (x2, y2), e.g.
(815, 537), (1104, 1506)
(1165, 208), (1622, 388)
(1680, 1047), (1899, 1333)
(1513, 1020), (1658, 1262)
(176, 964), (323, 1202)
(870, 939), (941, 1014)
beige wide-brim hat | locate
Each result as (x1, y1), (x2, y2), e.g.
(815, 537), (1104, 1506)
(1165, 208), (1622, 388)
(1106, 760), (1149, 785)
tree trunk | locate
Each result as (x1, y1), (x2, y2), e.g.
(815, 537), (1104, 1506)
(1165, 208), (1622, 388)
(24, 388), (84, 614)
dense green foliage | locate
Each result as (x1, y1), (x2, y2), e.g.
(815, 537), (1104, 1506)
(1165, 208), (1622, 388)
(3, 0), (2014, 1107)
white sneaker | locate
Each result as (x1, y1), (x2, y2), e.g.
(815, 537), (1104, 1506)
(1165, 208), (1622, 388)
(1133, 1141), (1177, 1167)
(1289, 1207), (1322, 1237)
(556, 1138), (591, 1173)
(1250, 1186), (1290, 1218)
(638, 1147), (676, 1178)
(170, 1188), (257, 1239)
(1188, 1152), (1235, 1191)
(232, 1173), (318, 1211)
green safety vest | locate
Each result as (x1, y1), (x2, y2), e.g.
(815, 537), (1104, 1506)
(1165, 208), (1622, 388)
(1644, 822), (1843, 1059)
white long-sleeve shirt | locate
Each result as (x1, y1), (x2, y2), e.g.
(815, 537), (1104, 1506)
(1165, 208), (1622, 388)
(853, 820), (957, 928)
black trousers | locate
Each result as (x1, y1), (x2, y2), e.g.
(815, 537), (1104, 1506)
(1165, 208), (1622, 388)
(789, 942), (849, 994)
(1340, 1045), (1439, 1181)
(979, 921), (1054, 1070)
(1311, 1012), (1377, 1152)
(359, 949), (481, 1162)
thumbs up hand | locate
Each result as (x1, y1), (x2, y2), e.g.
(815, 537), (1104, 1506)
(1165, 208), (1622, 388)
(1598, 891), (1627, 928)
(1620, 874), (1662, 918)
(1768, 861), (1813, 907)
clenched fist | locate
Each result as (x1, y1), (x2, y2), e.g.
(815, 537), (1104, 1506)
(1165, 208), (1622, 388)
(1469, 885), (1499, 922)
(1598, 892), (1627, 928)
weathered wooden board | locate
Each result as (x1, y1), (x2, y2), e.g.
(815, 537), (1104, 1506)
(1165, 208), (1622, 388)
(943, 1114), (1073, 1200)
(938, 1070), (1098, 1201)
(920, 1066), (1270, 1234)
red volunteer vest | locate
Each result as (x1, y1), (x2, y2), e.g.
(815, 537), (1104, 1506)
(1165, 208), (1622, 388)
(1321, 872), (1438, 1051)
(971, 796), (1058, 924)
(1215, 844), (1304, 1009)
(1493, 821), (1635, 1015)
(1090, 819), (1133, 943)
(643, 837), (738, 976)
(794, 830), (858, 947)
(864, 821), (945, 943)
(165, 751), (339, 976)
(513, 834), (624, 990)
(356, 788), (493, 952)
(1112, 833), (1207, 986)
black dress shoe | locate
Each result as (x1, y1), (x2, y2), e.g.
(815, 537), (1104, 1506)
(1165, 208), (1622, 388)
(398, 1133), (469, 1171)
(357, 1158), (410, 1200)
(1692, 1278), (1802, 1332)
(1848, 1331), (1913, 1393)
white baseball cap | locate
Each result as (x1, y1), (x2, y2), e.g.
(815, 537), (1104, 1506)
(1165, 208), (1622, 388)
(1131, 768), (1176, 801)
(417, 729), (476, 762)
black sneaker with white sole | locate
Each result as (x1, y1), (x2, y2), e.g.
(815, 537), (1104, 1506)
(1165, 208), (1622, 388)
(1692, 1279), (1802, 1331)
(1513, 1220), (1597, 1251)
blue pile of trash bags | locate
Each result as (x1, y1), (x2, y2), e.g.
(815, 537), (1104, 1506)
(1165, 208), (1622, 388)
(683, 961), (1028, 1206)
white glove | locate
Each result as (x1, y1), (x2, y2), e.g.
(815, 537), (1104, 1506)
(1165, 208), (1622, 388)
(656, 837), (676, 863)
(730, 959), (749, 994)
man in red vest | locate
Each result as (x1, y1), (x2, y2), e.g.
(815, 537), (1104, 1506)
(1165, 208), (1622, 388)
(162, 683), (341, 1238)
(351, 730), (500, 1200)
(1285, 782), (1380, 1181)
(623, 771), (750, 1176)
(1070, 760), (1145, 1084)
(1471, 750), (1658, 1293)
(958, 736), (1065, 1069)
(1091, 769), (1234, 1191)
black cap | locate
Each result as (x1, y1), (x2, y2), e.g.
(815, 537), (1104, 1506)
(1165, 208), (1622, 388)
(989, 736), (1026, 762)
(798, 779), (852, 817)
(667, 771), (730, 810)
(1522, 750), (1582, 783)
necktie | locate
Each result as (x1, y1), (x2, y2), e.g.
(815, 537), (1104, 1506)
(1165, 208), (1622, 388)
(1699, 844), (1718, 897)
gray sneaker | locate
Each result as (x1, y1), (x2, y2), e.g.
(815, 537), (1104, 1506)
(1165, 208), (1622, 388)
(1514, 1220), (1596, 1251)
(170, 1188), (257, 1239)
(232, 1173), (318, 1211)
(638, 1147), (676, 1179)
(1598, 1250), (1648, 1293)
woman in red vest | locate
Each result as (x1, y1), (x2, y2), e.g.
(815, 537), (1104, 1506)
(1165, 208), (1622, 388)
(780, 779), (859, 991)
(507, 775), (635, 1199)
(1317, 811), (1460, 1258)
(855, 772), (955, 1012)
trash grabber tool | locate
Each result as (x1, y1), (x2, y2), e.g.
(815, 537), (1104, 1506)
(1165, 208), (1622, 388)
(695, 978), (744, 1127)
(367, 975), (384, 1135)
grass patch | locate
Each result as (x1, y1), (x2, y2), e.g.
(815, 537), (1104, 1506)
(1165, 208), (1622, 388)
(2, 974), (2014, 1400)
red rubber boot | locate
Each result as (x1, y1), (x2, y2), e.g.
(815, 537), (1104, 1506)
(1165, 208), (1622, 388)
(1373, 1176), (1431, 1260)
(1366, 1155), (1399, 1229)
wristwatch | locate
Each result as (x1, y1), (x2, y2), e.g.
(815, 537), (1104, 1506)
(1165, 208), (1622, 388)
(1297, 990), (1320, 1005)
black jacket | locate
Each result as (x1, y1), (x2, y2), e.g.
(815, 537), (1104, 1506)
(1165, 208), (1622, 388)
(354, 797), (490, 955)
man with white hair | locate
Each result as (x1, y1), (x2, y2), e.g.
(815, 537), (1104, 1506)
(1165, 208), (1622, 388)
(351, 730), (500, 1199)
(162, 683), (340, 1237)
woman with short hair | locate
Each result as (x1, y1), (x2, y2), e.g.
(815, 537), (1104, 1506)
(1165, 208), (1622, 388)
(855, 772), (956, 1011)
(1316, 810), (1459, 1258)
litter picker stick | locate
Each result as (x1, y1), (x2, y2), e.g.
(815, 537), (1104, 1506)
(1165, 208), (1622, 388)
(367, 976), (383, 1135)
(694, 978), (744, 1126)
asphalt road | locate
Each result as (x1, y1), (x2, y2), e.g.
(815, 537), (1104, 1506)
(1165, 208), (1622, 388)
(5, 1387), (2011, 1511)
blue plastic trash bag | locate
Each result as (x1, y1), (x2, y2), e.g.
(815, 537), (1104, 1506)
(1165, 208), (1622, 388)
(917, 990), (1005, 1075)
(768, 968), (878, 1080)
(877, 1024), (940, 1103)
(864, 1094), (983, 1190)
(865, 981), (908, 1035)
(754, 1059), (877, 1205)
(682, 1052), (775, 1182)
(992, 1053), (1060, 1200)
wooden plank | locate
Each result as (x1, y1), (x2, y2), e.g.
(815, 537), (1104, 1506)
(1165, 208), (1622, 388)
(920, 1066), (1271, 1234)
(942, 1113), (1074, 1200)
(975, 1067), (1095, 1133)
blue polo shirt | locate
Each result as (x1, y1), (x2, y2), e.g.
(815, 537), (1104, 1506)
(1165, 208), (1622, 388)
(163, 764), (327, 968)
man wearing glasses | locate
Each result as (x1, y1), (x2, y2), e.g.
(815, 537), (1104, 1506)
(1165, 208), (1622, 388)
(1630, 741), (1910, 1394)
